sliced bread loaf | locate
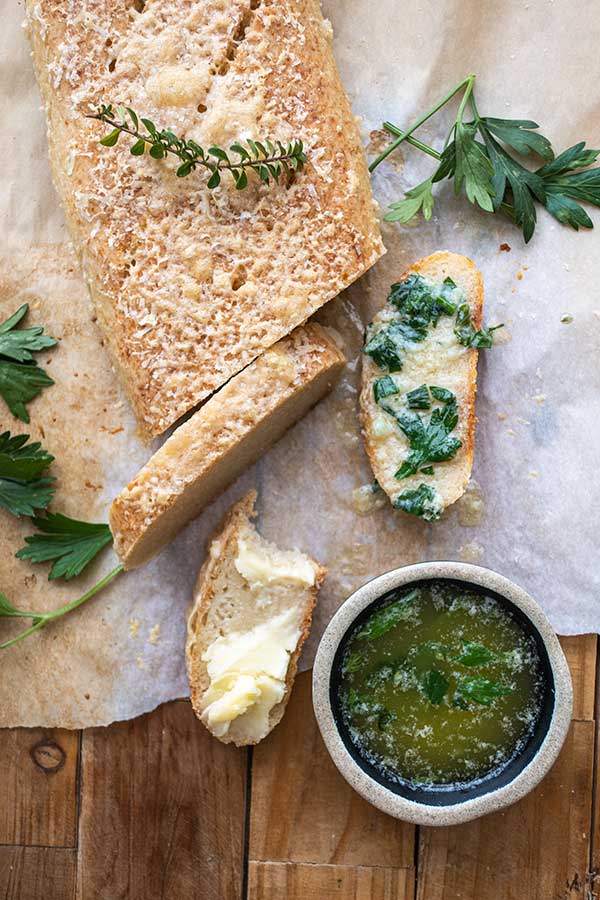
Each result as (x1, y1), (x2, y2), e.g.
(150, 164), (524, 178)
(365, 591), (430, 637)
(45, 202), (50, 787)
(26, 0), (384, 437)
(110, 323), (345, 568)
(360, 252), (485, 521)
(186, 490), (325, 746)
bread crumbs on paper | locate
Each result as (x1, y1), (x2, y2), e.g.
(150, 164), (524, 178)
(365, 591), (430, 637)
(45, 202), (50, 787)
(532, 394), (546, 404)
(129, 619), (140, 638)
(136, 656), (145, 670)
(149, 624), (161, 645)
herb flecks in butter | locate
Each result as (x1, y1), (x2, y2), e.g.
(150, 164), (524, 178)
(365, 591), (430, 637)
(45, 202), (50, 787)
(377, 385), (462, 480)
(363, 274), (501, 372)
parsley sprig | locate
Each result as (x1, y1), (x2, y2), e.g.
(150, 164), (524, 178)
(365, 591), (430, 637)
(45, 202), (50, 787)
(0, 431), (56, 517)
(16, 513), (114, 581)
(0, 304), (56, 422)
(370, 74), (600, 242)
(88, 103), (306, 189)
(0, 565), (123, 651)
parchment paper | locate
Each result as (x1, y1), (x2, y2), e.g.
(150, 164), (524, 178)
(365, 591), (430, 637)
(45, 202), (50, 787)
(1, 0), (599, 728)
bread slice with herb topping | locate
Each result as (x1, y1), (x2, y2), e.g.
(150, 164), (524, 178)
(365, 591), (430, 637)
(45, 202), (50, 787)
(110, 323), (345, 568)
(186, 490), (325, 746)
(360, 252), (486, 521)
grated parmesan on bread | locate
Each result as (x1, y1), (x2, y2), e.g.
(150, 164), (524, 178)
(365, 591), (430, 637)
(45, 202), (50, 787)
(110, 323), (345, 568)
(186, 489), (325, 746)
(360, 252), (484, 520)
(25, 0), (384, 437)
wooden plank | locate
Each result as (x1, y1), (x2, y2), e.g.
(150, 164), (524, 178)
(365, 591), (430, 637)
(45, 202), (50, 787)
(0, 728), (79, 847)
(416, 719), (594, 900)
(560, 634), (597, 720)
(77, 701), (246, 900)
(0, 847), (76, 900)
(248, 861), (415, 900)
(249, 670), (415, 868)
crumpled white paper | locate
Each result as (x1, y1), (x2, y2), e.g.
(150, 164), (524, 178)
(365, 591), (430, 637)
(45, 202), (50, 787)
(0, 0), (598, 727)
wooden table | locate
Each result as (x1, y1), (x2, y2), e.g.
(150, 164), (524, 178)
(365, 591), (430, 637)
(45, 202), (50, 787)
(1, 635), (598, 900)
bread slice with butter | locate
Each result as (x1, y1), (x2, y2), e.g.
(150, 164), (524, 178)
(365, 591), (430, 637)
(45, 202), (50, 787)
(360, 252), (485, 521)
(110, 323), (345, 569)
(186, 490), (325, 746)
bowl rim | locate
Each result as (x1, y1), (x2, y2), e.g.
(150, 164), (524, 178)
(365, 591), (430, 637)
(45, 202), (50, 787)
(312, 561), (573, 827)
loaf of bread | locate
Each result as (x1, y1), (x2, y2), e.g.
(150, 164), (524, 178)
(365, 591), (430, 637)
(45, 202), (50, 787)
(186, 490), (325, 746)
(26, 0), (384, 437)
(360, 252), (484, 521)
(110, 322), (345, 567)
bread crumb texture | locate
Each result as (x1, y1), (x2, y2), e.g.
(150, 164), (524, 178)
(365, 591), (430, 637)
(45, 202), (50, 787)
(26, 0), (384, 436)
(109, 323), (345, 567)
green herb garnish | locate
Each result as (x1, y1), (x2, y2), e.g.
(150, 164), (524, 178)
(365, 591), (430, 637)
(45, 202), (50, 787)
(454, 641), (499, 667)
(0, 305), (56, 422)
(453, 675), (514, 707)
(0, 431), (55, 517)
(394, 483), (441, 521)
(363, 274), (501, 372)
(406, 384), (431, 409)
(373, 375), (399, 403)
(378, 386), (461, 480)
(422, 669), (449, 705)
(357, 591), (417, 640)
(88, 104), (306, 189)
(16, 513), (114, 581)
(0, 565), (123, 651)
(454, 304), (504, 348)
(370, 74), (600, 242)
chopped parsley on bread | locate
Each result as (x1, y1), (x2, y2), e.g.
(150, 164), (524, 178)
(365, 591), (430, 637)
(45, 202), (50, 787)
(360, 252), (497, 521)
(186, 490), (325, 746)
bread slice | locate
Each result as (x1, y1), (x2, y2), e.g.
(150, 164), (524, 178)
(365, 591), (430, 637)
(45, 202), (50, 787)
(110, 322), (345, 568)
(25, 0), (384, 437)
(186, 490), (325, 746)
(360, 252), (484, 520)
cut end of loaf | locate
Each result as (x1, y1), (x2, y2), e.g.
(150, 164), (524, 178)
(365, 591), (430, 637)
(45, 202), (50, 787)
(185, 490), (326, 746)
(360, 251), (484, 518)
(109, 323), (346, 569)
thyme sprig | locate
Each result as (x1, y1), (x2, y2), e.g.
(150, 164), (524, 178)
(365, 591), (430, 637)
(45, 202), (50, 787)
(87, 103), (306, 189)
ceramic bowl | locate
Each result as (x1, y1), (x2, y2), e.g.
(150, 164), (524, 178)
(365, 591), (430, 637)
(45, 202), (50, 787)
(312, 561), (573, 827)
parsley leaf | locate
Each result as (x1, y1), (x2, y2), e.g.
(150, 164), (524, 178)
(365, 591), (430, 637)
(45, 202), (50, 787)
(454, 642), (499, 667)
(16, 513), (113, 581)
(394, 483), (441, 521)
(386, 176), (435, 224)
(363, 324), (405, 372)
(453, 120), (495, 212)
(0, 305), (56, 422)
(375, 75), (600, 242)
(357, 591), (417, 640)
(378, 387), (461, 479)
(0, 304), (57, 362)
(453, 675), (513, 707)
(454, 304), (504, 348)
(422, 669), (449, 705)
(373, 375), (399, 403)
(406, 384), (431, 409)
(0, 431), (56, 517)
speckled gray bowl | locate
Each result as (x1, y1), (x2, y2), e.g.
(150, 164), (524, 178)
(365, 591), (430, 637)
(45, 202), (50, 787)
(312, 562), (573, 827)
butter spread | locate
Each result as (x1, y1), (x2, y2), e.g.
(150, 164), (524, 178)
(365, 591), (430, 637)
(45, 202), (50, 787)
(200, 609), (302, 739)
(234, 538), (317, 589)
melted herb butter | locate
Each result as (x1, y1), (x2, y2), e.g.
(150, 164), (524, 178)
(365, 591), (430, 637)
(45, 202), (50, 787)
(362, 273), (502, 373)
(339, 582), (544, 787)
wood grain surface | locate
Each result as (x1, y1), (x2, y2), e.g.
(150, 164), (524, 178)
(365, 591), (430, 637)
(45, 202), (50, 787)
(0, 636), (597, 900)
